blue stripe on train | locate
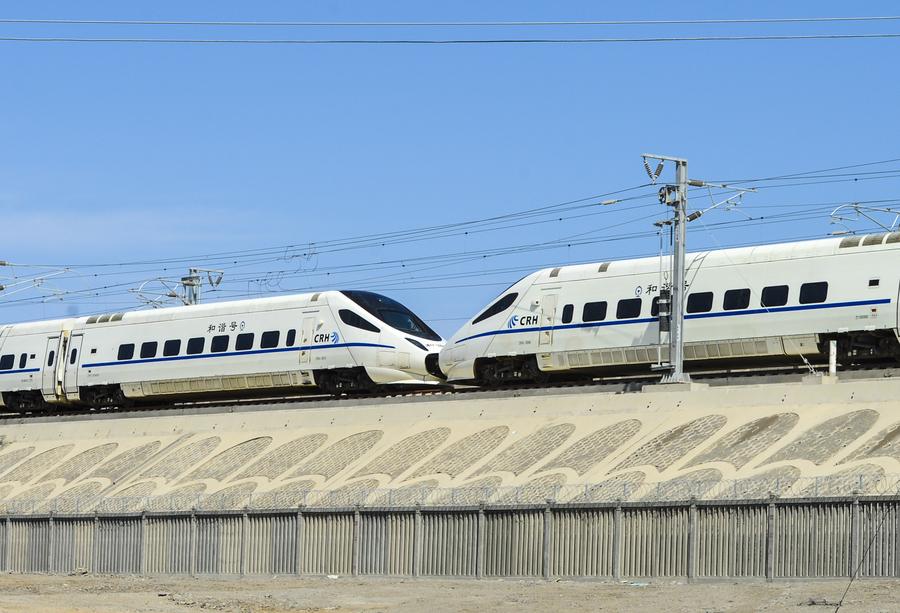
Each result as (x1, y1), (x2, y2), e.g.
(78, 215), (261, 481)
(455, 297), (891, 344)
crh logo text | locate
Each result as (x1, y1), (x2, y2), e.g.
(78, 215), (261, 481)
(314, 331), (340, 344)
(506, 314), (538, 328)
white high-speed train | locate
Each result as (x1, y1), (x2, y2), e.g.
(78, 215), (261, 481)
(0, 290), (444, 411)
(439, 234), (900, 384)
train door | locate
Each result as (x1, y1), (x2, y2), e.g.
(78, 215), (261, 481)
(539, 293), (558, 347)
(62, 333), (84, 400)
(41, 336), (63, 400)
(299, 317), (316, 365)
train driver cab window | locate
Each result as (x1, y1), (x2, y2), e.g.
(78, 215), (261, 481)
(686, 292), (714, 314)
(0, 354), (13, 370)
(163, 340), (181, 357)
(723, 288), (751, 311)
(235, 333), (254, 351)
(561, 304), (574, 324)
(18, 354), (27, 369)
(472, 293), (519, 325)
(582, 301), (608, 322)
(799, 281), (828, 304)
(761, 285), (789, 308)
(211, 335), (229, 353)
(260, 331), (281, 348)
(186, 337), (205, 355)
(117, 344), (135, 361)
(140, 342), (158, 359)
(338, 310), (380, 334)
(616, 298), (642, 320)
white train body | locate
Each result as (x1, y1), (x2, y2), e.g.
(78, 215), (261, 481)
(0, 291), (444, 411)
(440, 234), (900, 383)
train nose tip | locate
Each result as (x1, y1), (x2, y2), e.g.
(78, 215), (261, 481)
(425, 353), (446, 379)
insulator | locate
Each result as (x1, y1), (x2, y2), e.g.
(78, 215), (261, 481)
(643, 159), (655, 180)
(654, 162), (665, 179)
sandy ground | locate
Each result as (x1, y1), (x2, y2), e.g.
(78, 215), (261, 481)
(0, 574), (895, 613)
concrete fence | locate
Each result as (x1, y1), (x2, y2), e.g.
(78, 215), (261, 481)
(2, 496), (899, 580)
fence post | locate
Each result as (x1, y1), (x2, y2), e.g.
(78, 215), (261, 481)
(139, 511), (147, 576)
(851, 495), (861, 577)
(476, 506), (485, 579)
(542, 501), (552, 580)
(613, 503), (623, 580)
(47, 512), (55, 574)
(91, 513), (99, 574)
(4, 517), (11, 572)
(766, 497), (776, 582)
(413, 506), (422, 578)
(240, 510), (248, 577)
(352, 507), (360, 577)
(189, 511), (197, 578)
(295, 508), (303, 576)
(687, 500), (697, 583)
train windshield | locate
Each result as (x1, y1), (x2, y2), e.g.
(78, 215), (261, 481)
(341, 291), (442, 341)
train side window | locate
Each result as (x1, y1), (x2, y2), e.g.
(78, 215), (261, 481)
(761, 285), (789, 308)
(260, 331), (281, 348)
(47, 351), (55, 367)
(472, 293), (519, 325)
(338, 310), (381, 334)
(117, 344), (135, 361)
(286, 329), (297, 346)
(70, 348), (78, 365)
(561, 304), (574, 324)
(186, 337), (205, 355)
(686, 292), (714, 314)
(651, 297), (660, 317)
(163, 340), (181, 357)
(0, 354), (13, 370)
(211, 335), (229, 353)
(723, 288), (751, 311)
(799, 281), (828, 304)
(140, 342), (158, 359)
(19, 354), (27, 369)
(616, 298), (642, 319)
(582, 301), (608, 322)
(235, 333), (254, 351)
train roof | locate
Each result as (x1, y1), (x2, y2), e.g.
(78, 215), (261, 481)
(530, 233), (900, 284)
(2, 291), (343, 331)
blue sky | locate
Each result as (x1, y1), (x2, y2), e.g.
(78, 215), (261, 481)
(1, 1), (899, 335)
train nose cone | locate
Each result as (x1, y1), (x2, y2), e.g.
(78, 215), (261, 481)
(425, 353), (446, 379)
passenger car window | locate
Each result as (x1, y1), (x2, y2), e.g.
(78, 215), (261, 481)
(211, 335), (229, 353)
(799, 282), (828, 304)
(582, 301), (608, 322)
(616, 298), (642, 319)
(471, 293), (519, 325)
(47, 351), (55, 367)
(338, 310), (380, 334)
(0, 354), (14, 370)
(163, 340), (181, 357)
(723, 288), (751, 311)
(186, 337), (205, 355)
(761, 285), (789, 308)
(70, 349), (78, 365)
(19, 354), (27, 369)
(117, 344), (135, 361)
(260, 331), (281, 348)
(235, 333), (254, 351)
(140, 342), (158, 359)
(686, 292), (714, 314)
(561, 304), (574, 324)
